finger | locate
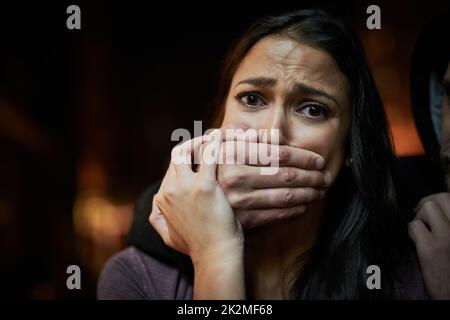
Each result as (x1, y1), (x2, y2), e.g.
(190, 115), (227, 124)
(415, 200), (450, 235)
(172, 135), (208, 177)
(219, 141), (325, 173)
(416, 193), (450, 212)
(229, 187), (322, 209)
(424, 193), (450, 221)
(249, 166), (330, 189)
(408, 219), (433, 251)
(198, 129), (222, 181)
(161, 160), (178, 190)
(220, 142), (325, 169)
(237, 206), (308, 230)
(220, 164), (329, 189)
(277, 145), (325, 170)
(218, 127), (259, 166)
(219, 126), (279, 167)
(220, 140), (277, 166)
(151, 196), (189, 254)
(218, 125), (325, 170)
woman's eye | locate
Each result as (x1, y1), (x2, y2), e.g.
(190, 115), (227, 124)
(237, 93), (266, 108)
(297, 103), (329, 119)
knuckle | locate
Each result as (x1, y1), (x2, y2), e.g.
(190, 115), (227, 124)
(408, 219), (421, 233)
(279, 189), (294, 206)
(296, 170), (310, 185)
(193, 182), (213, 195)
(164, 185), (177, 199)
(218, 168), (232, 186)
(222, 174), (245, 189)
(171, 145), (181, 158)
(436, 192), (450, 204)
(278, 147), (289, 163)
(148, 211), (156, 225)
(281, 168), (296, 185)
(421, 200), (437, 214)
(228, 192), (245, 208)
(161, 236), (173, 248)
(155, 193), (166, 206)
(276, 209), (290, 219)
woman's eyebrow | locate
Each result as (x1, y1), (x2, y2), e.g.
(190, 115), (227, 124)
(294, 83), (340, 107)
(235, 76), (340, 107)
(235, 76), (277, 88)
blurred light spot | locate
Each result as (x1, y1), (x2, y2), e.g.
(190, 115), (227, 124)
(73, 192), (133, 247)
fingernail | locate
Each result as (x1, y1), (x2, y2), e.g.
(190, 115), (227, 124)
(324, 171), (332, 186)
(315, 157), (325, 170)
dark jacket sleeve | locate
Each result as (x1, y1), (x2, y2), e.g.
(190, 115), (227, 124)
(126, 180), (192, 266)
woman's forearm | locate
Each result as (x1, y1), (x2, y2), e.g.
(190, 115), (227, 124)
(192, 243), (245, 300)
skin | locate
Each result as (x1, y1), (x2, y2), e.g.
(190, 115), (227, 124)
(150, 36), (352, 299)
(409, 61), (450, 299)
(216, 124), (331, 229)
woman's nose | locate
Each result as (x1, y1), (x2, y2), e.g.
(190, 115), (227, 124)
(258, 107), (289, 145)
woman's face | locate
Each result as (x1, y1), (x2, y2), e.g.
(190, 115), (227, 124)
(221, 36), (352, 181)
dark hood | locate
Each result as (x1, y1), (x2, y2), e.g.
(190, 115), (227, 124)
(410, 13), (450, 181)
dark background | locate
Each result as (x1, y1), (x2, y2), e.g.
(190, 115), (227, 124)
(0, 0), (448, 299)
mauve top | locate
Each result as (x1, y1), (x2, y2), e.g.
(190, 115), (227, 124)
(97, 246), (429, 300)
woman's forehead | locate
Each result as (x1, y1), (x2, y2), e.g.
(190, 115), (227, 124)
(231, 36), (349, 96)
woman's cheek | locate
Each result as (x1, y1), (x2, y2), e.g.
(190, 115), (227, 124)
(222, 103), (268, 130)
(291, 125), (347, 183)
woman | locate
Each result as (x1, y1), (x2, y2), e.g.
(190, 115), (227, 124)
(98, 9), (426, 299)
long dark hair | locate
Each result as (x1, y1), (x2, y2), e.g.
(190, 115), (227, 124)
(212, 9), (409, 299)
